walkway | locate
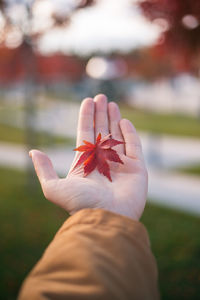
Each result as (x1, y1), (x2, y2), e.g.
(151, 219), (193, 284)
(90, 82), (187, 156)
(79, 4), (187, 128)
(0, 142), (199, 216)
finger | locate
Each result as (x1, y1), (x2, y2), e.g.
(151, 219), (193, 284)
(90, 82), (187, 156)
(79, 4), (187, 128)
(119, 119), (144, 161)
(29, 150), (58, 186)
(77, 97), (95, 147)
(108, 102), (125, 154)
(94, 94), (109, 138)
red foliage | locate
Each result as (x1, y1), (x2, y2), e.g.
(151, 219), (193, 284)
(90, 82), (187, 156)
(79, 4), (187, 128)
(73, 133), (124, 181)
(139, 0), (200, 72)
(0, 45), (86, 83)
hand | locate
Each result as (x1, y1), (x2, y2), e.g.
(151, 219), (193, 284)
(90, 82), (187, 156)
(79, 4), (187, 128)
(30, 94), (148, 220)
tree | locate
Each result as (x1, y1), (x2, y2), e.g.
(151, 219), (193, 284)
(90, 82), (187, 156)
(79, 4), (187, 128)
(139, 0), (200, 74)
(0, 0), (95, 184)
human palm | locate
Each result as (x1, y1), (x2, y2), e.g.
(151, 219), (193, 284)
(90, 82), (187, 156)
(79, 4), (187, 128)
(30, 95), (147, 220)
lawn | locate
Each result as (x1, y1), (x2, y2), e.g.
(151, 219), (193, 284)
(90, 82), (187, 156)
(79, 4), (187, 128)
(0, 123), (75, 147)
(176, 164), (200, 177)
(141, 205), (200, 300)
(120, 105), (200, 138)
(1, 167), (200, 300)
(0, 167), (68, 300)
(0, 103), (200, 148)
(0, 103), (75, 147)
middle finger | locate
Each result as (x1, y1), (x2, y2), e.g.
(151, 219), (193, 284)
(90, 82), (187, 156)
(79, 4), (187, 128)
(94, 94), (109, 139)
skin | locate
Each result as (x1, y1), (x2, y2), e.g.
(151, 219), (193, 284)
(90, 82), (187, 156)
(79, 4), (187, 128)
(30, 94), (148, 220)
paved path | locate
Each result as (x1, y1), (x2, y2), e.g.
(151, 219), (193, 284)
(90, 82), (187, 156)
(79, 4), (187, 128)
(0, 142), (200, 216)
(148, 168), (200, 216)
(1, 99), (200, 168)
(139, 132), (200, 168)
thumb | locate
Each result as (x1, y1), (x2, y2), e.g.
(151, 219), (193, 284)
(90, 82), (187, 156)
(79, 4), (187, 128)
(29, 150), (58, 187)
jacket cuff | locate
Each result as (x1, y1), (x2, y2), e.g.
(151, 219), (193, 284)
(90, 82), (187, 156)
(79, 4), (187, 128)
(55, 208), (151, 247)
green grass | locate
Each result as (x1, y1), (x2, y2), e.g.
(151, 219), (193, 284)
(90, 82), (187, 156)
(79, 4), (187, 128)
(0, 103), (75, 147)
(0, 167), (68, 300)
(0, 123), (74, 147)
(120, 105), (200, 138)
(1, 167), (200, 300)
(175, 164), (200, 177)
(0, 104), (200, 148)
(141, 205), (200, 300)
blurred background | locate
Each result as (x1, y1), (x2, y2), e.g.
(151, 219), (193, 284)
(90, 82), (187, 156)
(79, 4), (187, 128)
(0, 0), (200, 299)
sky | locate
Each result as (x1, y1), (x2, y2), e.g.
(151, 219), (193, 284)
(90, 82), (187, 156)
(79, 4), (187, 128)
(38, 0), (161, 55)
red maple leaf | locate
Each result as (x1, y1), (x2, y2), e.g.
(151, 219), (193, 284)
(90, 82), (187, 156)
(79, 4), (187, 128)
(73, 133), (124, 181)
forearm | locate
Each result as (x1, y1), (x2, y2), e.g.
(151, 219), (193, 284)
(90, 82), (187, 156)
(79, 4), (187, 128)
(18, 208), (159, 300)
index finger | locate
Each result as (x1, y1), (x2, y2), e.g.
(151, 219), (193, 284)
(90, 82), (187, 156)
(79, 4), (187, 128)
(76, 98), (95, 147)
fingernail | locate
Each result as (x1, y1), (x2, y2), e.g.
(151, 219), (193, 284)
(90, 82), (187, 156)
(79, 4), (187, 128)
(29, 151), (33, 158)
(94, 94), (107, 102)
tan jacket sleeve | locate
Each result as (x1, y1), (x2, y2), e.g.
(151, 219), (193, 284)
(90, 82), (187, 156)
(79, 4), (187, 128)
(18, 208), (160, 300)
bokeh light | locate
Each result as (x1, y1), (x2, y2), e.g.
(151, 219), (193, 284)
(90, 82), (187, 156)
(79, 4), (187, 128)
(182, 15), (199, 30)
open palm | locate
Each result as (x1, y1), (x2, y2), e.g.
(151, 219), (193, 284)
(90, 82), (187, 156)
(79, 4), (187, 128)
(30, 95), (148, 220)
